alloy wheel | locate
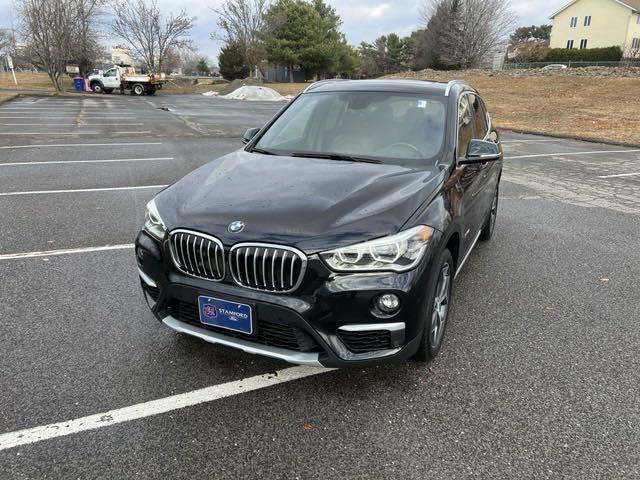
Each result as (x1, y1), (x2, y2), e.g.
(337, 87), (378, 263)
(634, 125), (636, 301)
(430, 262), (450, 347)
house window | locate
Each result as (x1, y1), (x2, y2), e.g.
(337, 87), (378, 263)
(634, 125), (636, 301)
(584, 15), (591, 26)
(567, 39), (574, 49)
(570, 16), (578, 27)
(580, 39), (588, 49)
(632, 38), (640, 50)
(637, 15), (640, 24)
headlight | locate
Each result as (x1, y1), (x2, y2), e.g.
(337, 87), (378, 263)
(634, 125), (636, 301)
(320, 225), (434, 272)
(143, 199), (166, 240)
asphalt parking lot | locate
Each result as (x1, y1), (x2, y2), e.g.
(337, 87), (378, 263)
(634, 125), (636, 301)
(1, 94), (639, 479)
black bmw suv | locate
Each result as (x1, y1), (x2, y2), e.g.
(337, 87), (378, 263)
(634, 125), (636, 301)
(136, 79), (502, 367)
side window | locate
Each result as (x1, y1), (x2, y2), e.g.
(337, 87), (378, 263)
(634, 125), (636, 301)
(457, 95), (473, 157)
(470, 94), (488, 139)
(104, 69), (117, 77)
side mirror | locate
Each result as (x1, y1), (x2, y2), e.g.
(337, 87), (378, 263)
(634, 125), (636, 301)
(242, 127), (261, 144)
(459, 139), (501, 164)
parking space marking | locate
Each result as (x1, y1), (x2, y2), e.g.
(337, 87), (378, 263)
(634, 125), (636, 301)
(113, 131), (153, 135)
(597, 172), (640, 178)
(505, 149), (640, 160)
(0, 123), (145, 126)
(501, 139), (565, 143)
(0, 117), (138, 119)
(0, 132), (102, 135)
(0, 142), (162, 149)
(0, 157), (174, 167)
(0, 244), (134, 261)
(0, 365), (331, 451)
(0, 185), (168, 196)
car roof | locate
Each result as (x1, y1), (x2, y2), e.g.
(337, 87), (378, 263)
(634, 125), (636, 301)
(303, 79), (472, 97)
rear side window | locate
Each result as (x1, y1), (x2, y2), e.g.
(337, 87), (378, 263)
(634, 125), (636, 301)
(457, 95), (474, 157)
(469, 94), (488, 139)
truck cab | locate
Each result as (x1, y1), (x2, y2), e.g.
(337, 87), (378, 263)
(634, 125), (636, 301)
(89, 67), (121, 94)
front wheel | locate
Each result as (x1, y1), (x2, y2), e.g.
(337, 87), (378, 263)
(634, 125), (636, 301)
(131, 83), (145, 96)
(414, 248), (454, 362)
(91, 82), (103, 94)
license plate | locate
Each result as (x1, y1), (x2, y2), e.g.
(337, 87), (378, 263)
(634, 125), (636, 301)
(197, 296), (253, 334)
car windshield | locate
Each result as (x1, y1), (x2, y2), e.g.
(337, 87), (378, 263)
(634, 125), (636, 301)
(253, 91), (447, 166)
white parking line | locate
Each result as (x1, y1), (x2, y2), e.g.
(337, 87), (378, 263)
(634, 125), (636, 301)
(505, 149), (640, 160)
(0, 142), (162, 149)
(0, 244), (134, 261)
(0, 132), (102, 135)
(0, 185), (168, 196)
(113, 131), (153, 134)
(0, 116), (138, 119)
(0, 365), (330, 451)
(501, 139), (565, 144)
(0, 123), (144, 126)
(597, 172), (640, 178)
(0, 157), (174, 167)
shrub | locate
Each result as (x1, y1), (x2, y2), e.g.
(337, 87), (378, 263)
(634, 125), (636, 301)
(544, 46), (623, 62)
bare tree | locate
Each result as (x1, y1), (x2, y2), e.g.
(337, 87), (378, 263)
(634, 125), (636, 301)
(0, 29), (14, 53)
(421, 0), (515, 69)
(18, 0), (103, 91)
(112, 0), (194, 73)
(212, 0), (269, 76)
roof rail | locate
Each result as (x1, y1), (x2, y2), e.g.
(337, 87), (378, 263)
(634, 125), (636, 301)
(444, 80), (469, 97)
(303, 78), (349, 93)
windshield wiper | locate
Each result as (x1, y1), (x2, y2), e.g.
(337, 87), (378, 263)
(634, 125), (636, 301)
(290, 152), (382, 164)
(250, 146), (277, 155)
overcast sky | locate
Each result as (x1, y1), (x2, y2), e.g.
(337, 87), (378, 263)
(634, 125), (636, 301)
(0, 0), (568, 62)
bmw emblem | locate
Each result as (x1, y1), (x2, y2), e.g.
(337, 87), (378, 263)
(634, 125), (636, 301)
(228, 221), (245, 233)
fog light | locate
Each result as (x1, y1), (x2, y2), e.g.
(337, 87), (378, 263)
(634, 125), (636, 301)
(136, 247), (144, 266)
(377, 293), (400, 314)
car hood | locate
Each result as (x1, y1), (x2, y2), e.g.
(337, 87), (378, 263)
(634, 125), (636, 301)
(155, 150), (445, 253)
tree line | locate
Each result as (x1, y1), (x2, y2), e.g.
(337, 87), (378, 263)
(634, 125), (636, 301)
(215, 0), (358, 82)
(11, 0), (195, 92)
(215, 0), (515, 81)
(5, 0), (519, 91)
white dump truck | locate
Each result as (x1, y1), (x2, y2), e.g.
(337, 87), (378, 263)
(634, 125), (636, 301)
(88, 66), (166, 96)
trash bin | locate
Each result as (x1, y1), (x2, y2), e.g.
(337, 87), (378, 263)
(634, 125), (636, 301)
(73, 77), (84, 92)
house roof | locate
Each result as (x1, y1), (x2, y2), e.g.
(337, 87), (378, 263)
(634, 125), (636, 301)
(550, 0), (640, 18)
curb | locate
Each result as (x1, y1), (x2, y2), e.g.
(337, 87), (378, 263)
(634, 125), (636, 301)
(0, 93), (18, 105)
(497, 126), (640, 149)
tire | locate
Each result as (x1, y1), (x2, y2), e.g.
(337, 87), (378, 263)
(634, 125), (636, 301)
(414, 248), (454, 362)
(479, 186), (499, 242)
(131, 83), (145, 96)
(103, 88), (114, 94)
(91, 82), (103, 94)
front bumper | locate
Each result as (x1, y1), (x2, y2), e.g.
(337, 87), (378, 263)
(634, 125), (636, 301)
(136, 230), (439, 368)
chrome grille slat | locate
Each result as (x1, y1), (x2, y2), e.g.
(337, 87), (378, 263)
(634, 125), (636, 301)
(169, 230), (225, 281)
(199, 239), (206, 277)
(179, 234), (186, 268)
(262, 249), (268, 287)
(281, 251), (288, 289)
(271, 249), (277, 290)
(253, 247), (259, 287)
(206, 242), (213, 277)
(229, 243), (307, 293)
